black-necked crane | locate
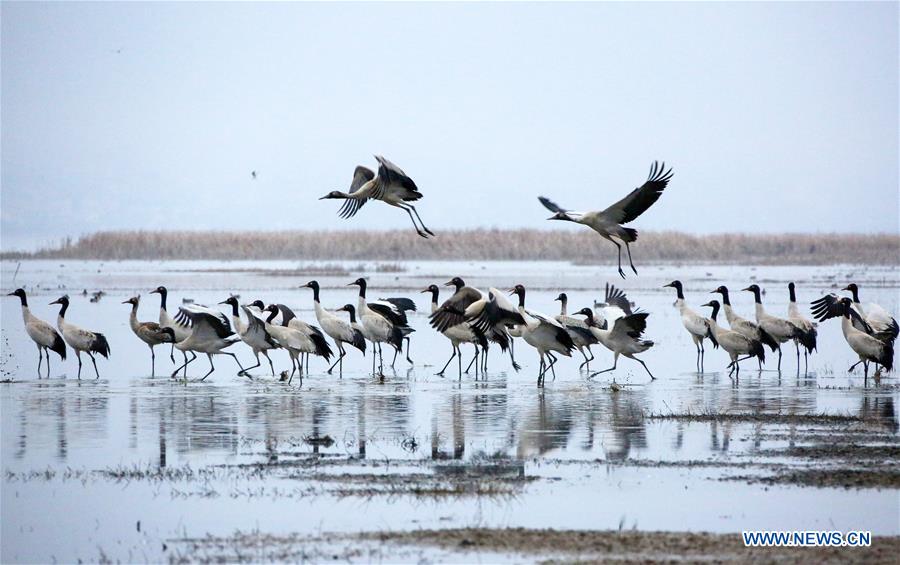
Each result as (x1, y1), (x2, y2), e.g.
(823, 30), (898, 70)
(123, 295), (176, 376)
(170, 305), (244, 380)
(7, 289), (66, 378)
(711, 285), (778, 369)
(423, 283), (489, 378)
(701, 300), (765, 377)
(575, 307), (655, 380)
(301, 280), (362, 376)
(49, 295), (110, 379)
(508, 285), (574, 386)
(841, 283), (899, 346)
(258, 305), (315, 384)
(149, 286), (192, 372)
(335, 305), (368, 370)
(220, 296), (280, 376)
(786, 282), (818, 373)
(539, 161), (672, 278)
(742, 284), (801, 372)
(263, 301), (333, 374)
(429, 277), (512, 373)
(554, 292), (599, 370)
(809, 295), (894, 382)
(464, 287), (525, 372)
(663, 280), (717, 372)
(347, 277), (415, 375)
(320, 155), (434, 238)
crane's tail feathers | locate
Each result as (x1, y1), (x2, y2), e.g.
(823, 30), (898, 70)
(352, 330), (367, 353)
(91, 334), (111, 358)
(758, 328), (780, 352)
(705, 323), (719, 349)
(310, 331), (333, 361)
(751, 339), (766, 362)
(51, 333), (67, 360)
(879, 342), (894, 372)
(797, 328), (817, 354)
(621, 227), (638, 243)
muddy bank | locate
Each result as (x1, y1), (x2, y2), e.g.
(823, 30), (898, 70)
(171, 528), (900, 564)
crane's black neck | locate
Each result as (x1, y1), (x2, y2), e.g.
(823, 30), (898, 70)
(266, 309), (278, 323)
(719, 288), (730, 306)
(750, 288), (762, 304)
(708, 301), (720, 320)
(311, 285), (320, 303)
(15, 293), (28, 307)
(788, 284), (797, 303)
(226, 301), (239, 317)
(278, 304), (296, 326)
(57, 300), (69, 318)
(672, 284), (684, 300)
(357, 283), (367, 299)
(345, 305), (357, 324)
(849, 287), (860, 303)
(516, 290), (526, 308)
(158, 289), (168, 311)
(130, 302), (139, 314)
(428, 288), (439, 304)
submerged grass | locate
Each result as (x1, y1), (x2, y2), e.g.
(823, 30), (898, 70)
(3, 229), (898, 264)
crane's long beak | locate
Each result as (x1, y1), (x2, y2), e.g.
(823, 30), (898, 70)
(741, 287), (752, 292)
(443, 280), (454, 286)
(149, 289), (160, 294)
(419, 288), (430, 293)
(507, 288), (517, 295)
(6, 292), (16, 296)
(49, 298), (61, 305)
(217, 300), (229, 305)
(701, 301), (714, 307)
(121, 299), (131, 304)
(662, 283), (673, 288)
(840, 286), (851, 292)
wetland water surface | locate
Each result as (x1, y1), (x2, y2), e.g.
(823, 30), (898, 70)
(1, 260), (898, 562)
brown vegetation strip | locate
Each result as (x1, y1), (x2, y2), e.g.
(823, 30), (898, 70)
(171, 528), (900, 564)
(645, 412), (866, 425)
(4, 229), (898, 264)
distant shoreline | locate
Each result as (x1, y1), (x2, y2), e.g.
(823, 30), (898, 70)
(1, 229), (897, 265)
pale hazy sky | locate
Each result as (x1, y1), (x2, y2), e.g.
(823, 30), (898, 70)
(2, 1), (898, 251)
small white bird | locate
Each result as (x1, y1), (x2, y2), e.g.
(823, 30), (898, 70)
(7, 289), (66, 378)
(575, 307), (655, 380)
(122, 295), (176, 376)
(320, 156), (434, 238)
(540, 161), (672, 278)
(810, 295), (894, 382)
(50, 295), (110, 379)
(663, 280), (717, 372)
(701, 300), (765, 377)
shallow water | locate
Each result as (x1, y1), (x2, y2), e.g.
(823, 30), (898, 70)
(1, 260), (898, 562)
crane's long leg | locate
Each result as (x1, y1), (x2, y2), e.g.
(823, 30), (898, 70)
(398, 204), (429, 238)
(405, 337), (413, 364)
(408, 204), (435, 236)
(482, 344), (489, 372)
(46, 349), (52, 378)
(169, 343), (176, 364)
(509, 339), (521, 371)
(437, 345), (456, 376)
(327, 344), (346, 375)
(546, 352), (558, 380)
(263, 350), (275, 375)
(171, 351), (196, 378)
(776, 346), (782, 372)
(88, 352), (100, 379)
(200, 354), (215, 381)
(624, 241), (638, 275)
(610, 239), (626, 279)
(634, 356), (655, 380)
(578, 347), (592, 370)
(226, 352), (247, 377)
(590, 353), (619, 378)
(700, 340), (706, 372)
(150, 345), (156, 377)
(537, 354), (545, 387)
(76, 351), (83, 380)
(36, 345), (43, 378)
(241, 352), (261, 376)
(848, 359), (863, 372)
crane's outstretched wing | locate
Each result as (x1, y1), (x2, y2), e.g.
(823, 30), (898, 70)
(601, 161), (672, 224)
(177, 307), (234, 339)
(375, 155), (419, 195)
(537, 196), (567, 214)
(610, 312), (650, 341)
(339, 166), (376, 219)
(429, 286), (482, 332)
(810, 294), (873, 334)
(605, 283), (640, 315)
(467, 290), (526, 334)
(174, 303), (229, 329)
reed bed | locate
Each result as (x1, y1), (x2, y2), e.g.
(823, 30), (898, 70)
(2, 229), (897, 264)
